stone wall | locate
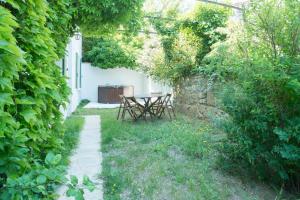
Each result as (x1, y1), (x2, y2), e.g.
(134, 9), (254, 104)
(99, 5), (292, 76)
(174, 75), (223, 119)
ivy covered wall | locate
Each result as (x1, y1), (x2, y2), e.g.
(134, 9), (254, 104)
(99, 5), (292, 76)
(0, 1), (72, 198)
(0, 0), (145, 198)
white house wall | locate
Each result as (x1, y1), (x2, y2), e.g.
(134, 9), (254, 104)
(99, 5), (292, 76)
(68, 36), (82, 114)
(81, 63), (146, 102)
(81, 63), (171, 102)
(59, 36), (82, 118)
(59, 36), (172, 113)
(148, 78), (172, 95)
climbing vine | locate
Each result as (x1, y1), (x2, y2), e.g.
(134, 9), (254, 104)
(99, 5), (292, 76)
(147, 4), (230, 84)
(182, 3), (230, 64)
(74, 0), (145, 35)
(82, 37), (142, 69)
(0, 0), (146, 198)
(0, 1), (71, 198)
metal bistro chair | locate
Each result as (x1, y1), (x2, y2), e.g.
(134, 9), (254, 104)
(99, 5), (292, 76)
(117, 95), (141, 121)
(157, 93), (176, 119)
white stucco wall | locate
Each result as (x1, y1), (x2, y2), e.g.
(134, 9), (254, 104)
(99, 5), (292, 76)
(148, 78), (172, 95)
(81, 63), (171, 102)
(81, 63), (146, 102)
(58, 35), (82, 118)
(59, 36), (172, 112)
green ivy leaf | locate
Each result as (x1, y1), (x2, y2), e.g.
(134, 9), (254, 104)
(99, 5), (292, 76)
(45, 152), (62, 166)
(274, 128), (290, 142)
(83, 175), (95, 192)
(70, 175), (78, 186)
(15, 97), (36, 105)
(0, 93), (14, 105)
(36, 175), (47, 184)
(66, 188), (77, 197)
(66, 188), (84, 200)
(20, 109), (37, 124)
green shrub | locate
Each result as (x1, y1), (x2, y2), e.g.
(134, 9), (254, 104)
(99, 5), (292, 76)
(0, 1), (72, 198)
(0, 0), (145, 198)
(209, 0), (300, 189)
(182, 3), (230, 63)
(83, 37), (137, 69)
(75, 0), (144, 35)
(147, 4), (230, 85)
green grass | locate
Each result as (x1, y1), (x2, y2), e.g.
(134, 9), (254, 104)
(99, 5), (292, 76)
(59, 99), (92, 166)
(76, 108), (280, 200)
(61, 115), (85, 166)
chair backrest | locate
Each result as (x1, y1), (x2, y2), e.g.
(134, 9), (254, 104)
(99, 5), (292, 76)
(123, 95), (138, 108)
(151, 92), (163, 97)
(162, 93), (172, 106)
(119, 95), (125, 104)
(120, 95), (131, 106)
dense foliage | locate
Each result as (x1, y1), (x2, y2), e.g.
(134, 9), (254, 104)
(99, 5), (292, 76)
(0, 0), (146, 198)
(0, 0), (72, 198)
(182, 4), (230, 64)
(74, 0), (144, 35)
(207, 0), (300, 190)
(147, 4), (229, 84)
(82, 37), (139, 69)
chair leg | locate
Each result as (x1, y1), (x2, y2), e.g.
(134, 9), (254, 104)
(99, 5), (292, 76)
(167, 107), (172, 120)
(159, 108), (165, 118)
(117, 104), (122, 120)
(121, 108), (126, 120)
(130, 109), (137, 121)
(128, 109), (134, 118)
(171, 106), (176, 118)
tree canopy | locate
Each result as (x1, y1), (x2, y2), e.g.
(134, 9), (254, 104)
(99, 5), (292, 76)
(74, 0), (145, 36)
(145, 3), (230, 84)
(82, 37), (139, 69)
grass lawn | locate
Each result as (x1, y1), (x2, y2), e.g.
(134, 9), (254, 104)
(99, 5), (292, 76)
(61, 115), (85, 166)
(60, 100), (88, 166)
(75, 108), (280, 200)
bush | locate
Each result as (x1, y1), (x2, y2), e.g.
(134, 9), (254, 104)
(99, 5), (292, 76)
(182, 3), (230, 63)
(147, 4), (230, 85)
(75, 0), (144, 35)
(209, 0), (300, 189)
(82, 37), (137, 69)
(0, 0), (145, 198)
(0, 1), (72, 198)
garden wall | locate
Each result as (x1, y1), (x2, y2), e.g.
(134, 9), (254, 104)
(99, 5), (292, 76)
(174, 75), (223, 119)
(81, 63), (172, 102)
(57, 35), (82, 118)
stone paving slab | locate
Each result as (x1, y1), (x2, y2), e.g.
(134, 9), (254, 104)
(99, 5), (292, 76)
(57, 115), (103, 200)
(84, 102), (120, 109)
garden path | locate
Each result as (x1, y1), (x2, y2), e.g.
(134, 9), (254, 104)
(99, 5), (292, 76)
(58, 115), (103, 200)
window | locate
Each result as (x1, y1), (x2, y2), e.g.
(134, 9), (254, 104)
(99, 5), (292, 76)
(75, 53), (79, 88)
(62, 58), (65, 75)
(79, 58), (82, 88)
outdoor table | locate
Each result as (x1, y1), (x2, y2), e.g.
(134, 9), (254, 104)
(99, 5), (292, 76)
(126, 95), (164, 120)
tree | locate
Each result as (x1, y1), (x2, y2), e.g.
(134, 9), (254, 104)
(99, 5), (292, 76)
(208, 0), (300, 189)
(182, 3), (230, 64)
(74, 0), (145, 35)
(147, 3), (230, 84)
(83, 37), (138, 69)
